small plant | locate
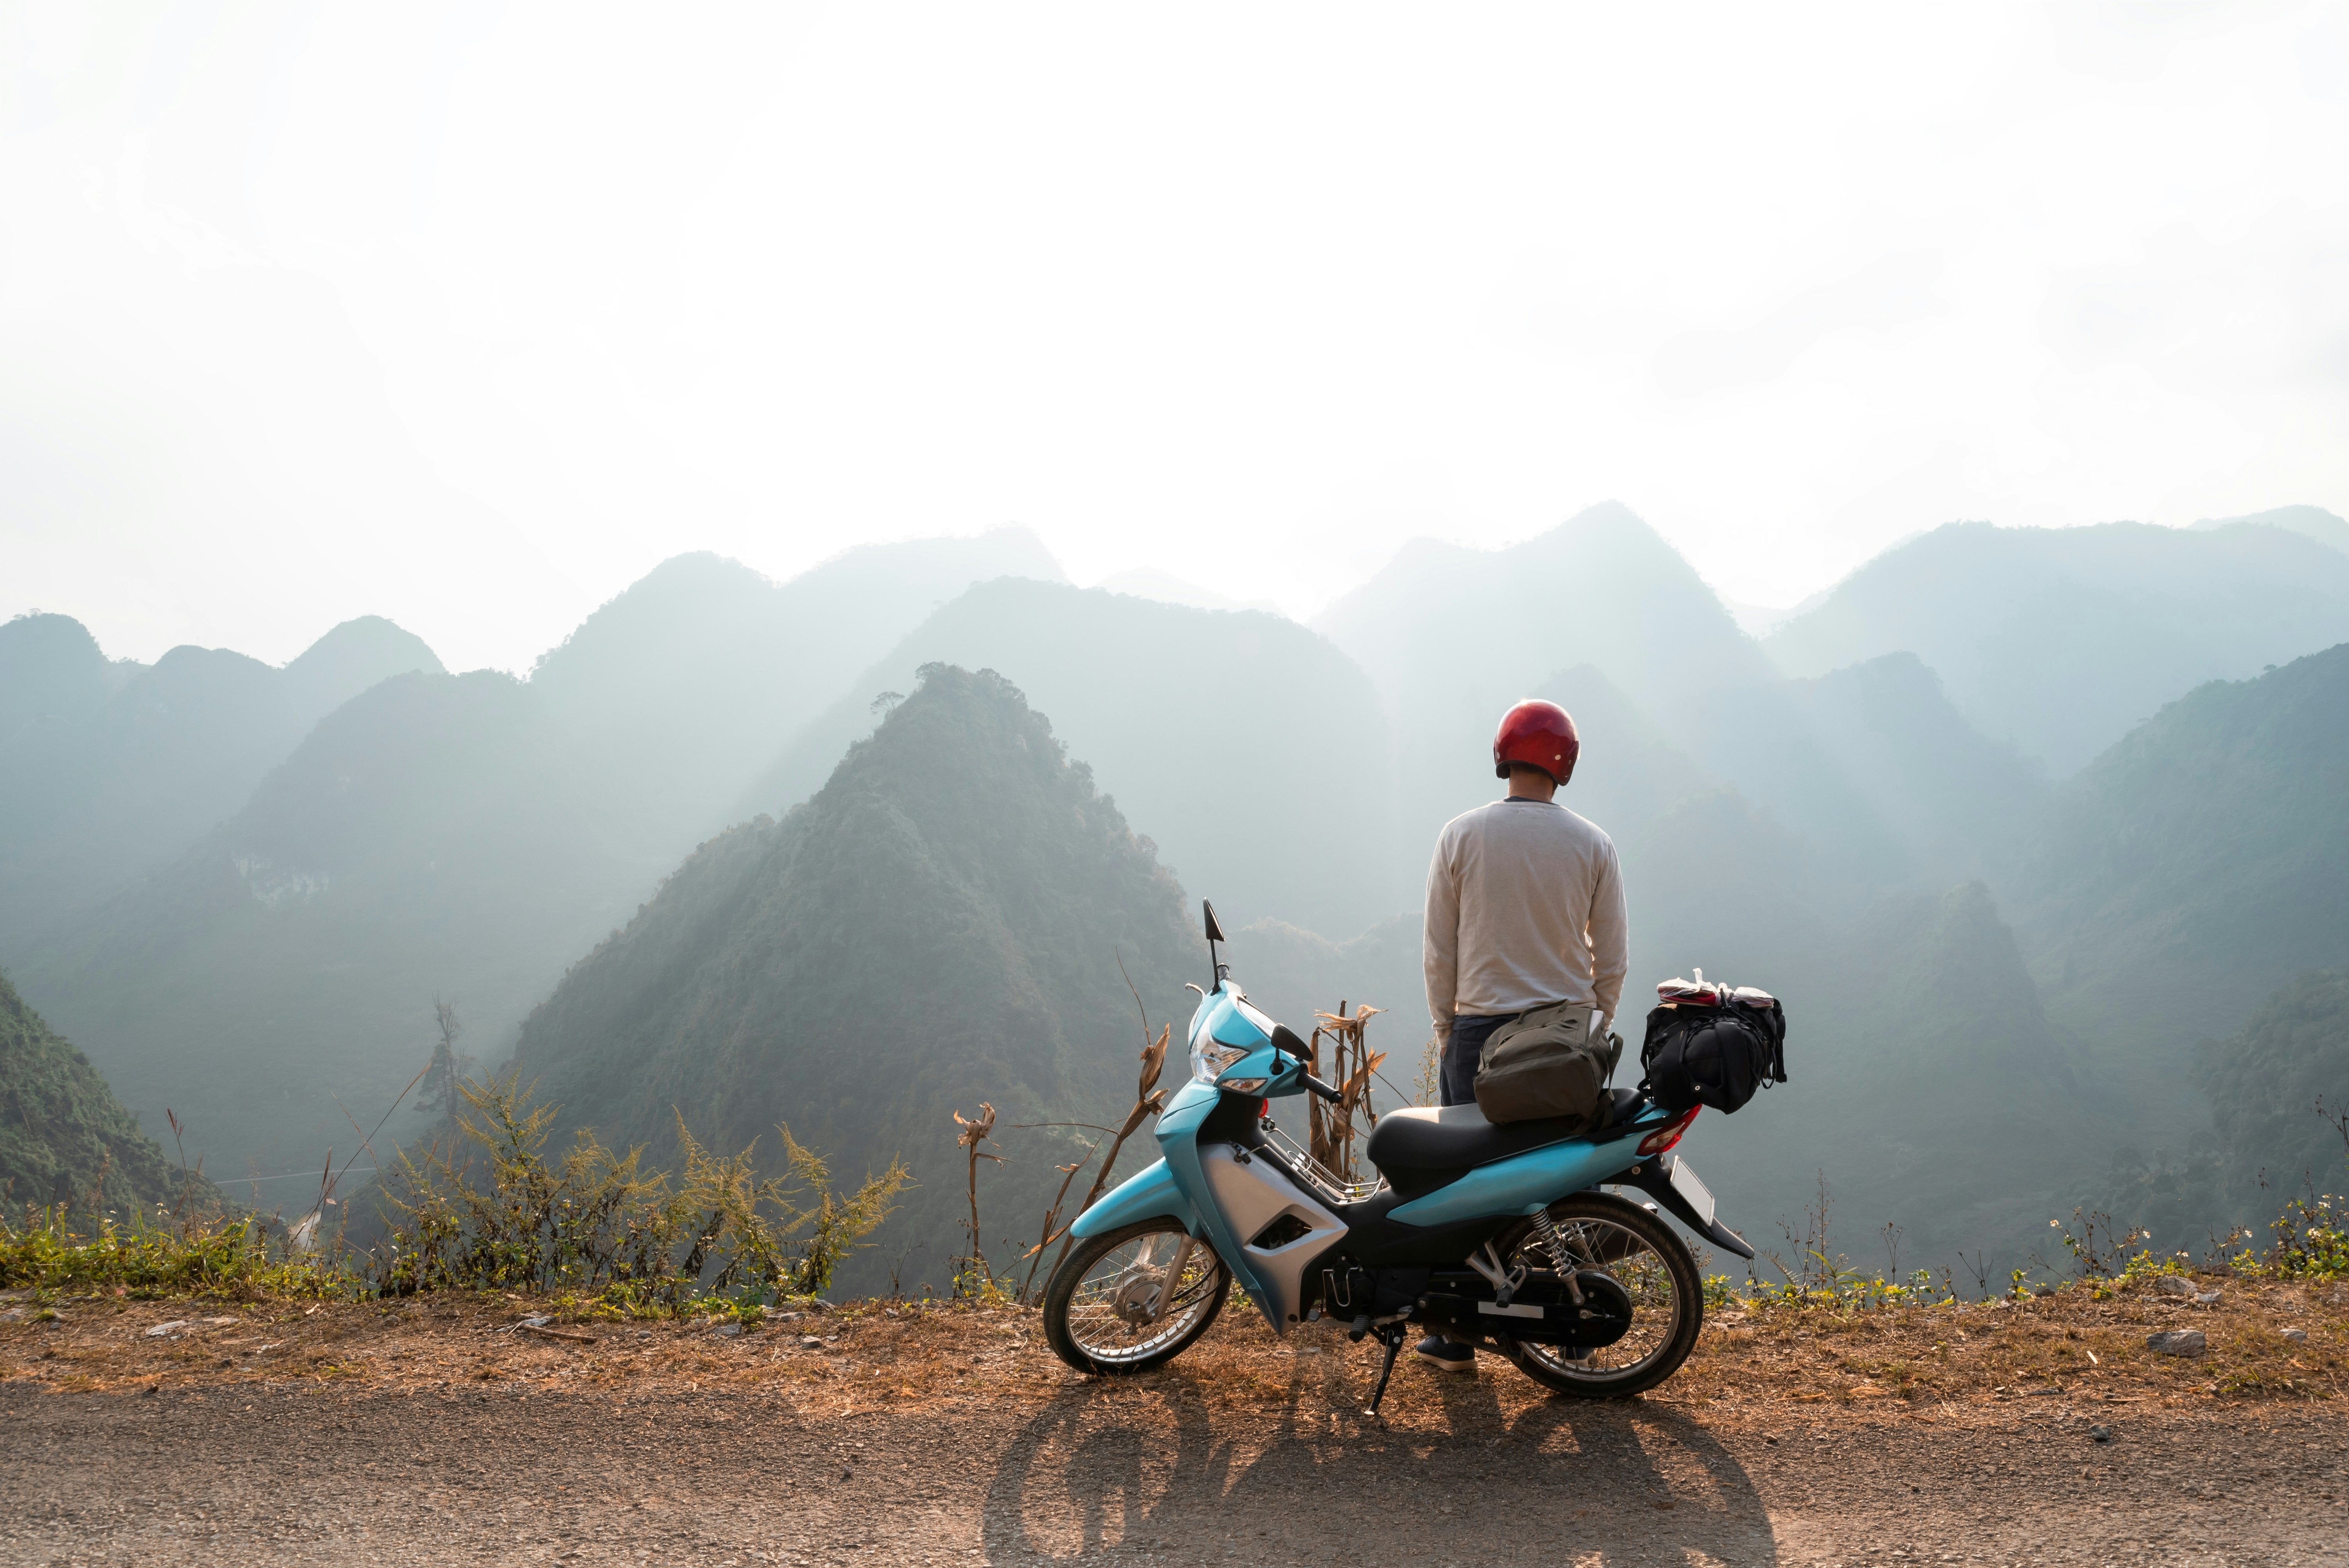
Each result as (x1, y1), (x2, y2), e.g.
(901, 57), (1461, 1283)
(951, 1102), (1002, 1296)
(378, 1073), (905, 1312)
(1413, 1031), (1442, 1108)
(2050, 1206), (2150, 1279)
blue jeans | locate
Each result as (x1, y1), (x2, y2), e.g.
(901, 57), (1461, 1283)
(1439, 1014), (1515, 1107)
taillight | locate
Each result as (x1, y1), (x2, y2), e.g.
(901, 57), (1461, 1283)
(1637, 1107), (1699, 1156)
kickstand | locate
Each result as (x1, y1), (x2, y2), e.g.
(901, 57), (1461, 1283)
(1361, 1326), (1407, 1419)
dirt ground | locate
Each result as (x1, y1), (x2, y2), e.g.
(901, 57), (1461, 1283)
(2, 1276), (2344, 1565)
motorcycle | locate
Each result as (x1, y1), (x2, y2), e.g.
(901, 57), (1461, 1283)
(1042, 900), (1757, 1414)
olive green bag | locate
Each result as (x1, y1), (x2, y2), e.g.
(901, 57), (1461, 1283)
(1472, 1001), (1624, 1128)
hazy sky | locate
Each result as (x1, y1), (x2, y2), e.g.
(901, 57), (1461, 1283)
(6, 3), (2348, 670)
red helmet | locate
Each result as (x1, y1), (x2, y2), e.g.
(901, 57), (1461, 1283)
(1493, 699), (1579, 784)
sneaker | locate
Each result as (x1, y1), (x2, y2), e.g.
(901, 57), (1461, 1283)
(1413, 1335), (1475, 1372)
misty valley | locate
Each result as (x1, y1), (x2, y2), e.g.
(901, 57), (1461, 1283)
(5, 501), (2349, 1302)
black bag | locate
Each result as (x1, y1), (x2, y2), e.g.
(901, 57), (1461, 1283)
(1639, 985), (1787, 1115)
(1474, 1001), (1624, 1128)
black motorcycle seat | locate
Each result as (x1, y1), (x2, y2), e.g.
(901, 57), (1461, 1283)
(1365, 1090), (1643, 1176)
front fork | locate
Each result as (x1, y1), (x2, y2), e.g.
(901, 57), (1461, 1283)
(1151, 1234), (1198, 1320)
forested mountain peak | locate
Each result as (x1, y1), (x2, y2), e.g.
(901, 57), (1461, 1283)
(0, 613), (111, 740)
(0, 967), (184, 1213)
(2012, 641), (2349, 1133)
(9, 534), (1093, 1181)
(506, 663), (1198, 1293)
(743, 576), (1396, 934)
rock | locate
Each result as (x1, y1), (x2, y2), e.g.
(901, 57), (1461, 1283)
(2194, 1291), (2222, 1306)
(801, 1336), (823, 1350)
(144, 1320), (189, 1338)
(2088, 1424), (2114, 1443)
(713, 1322), (743, 1338)
(2031, 1284), (2057, 1298)
(2282, 1327), (2309, 1343)
(2146, 1329), (2208, 1357)
(0, 1308), (22, 1324)
(2151, 1276), (2196, 1298)
(2324, 1284), (2349, 1309)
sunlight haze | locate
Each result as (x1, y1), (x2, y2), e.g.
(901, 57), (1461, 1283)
(6, 2), (2348, 669)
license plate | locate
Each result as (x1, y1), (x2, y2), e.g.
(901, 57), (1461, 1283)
(1668, 1157), (1716, 1227)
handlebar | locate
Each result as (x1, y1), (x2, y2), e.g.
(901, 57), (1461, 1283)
(1301, 1072), (1344, 1103)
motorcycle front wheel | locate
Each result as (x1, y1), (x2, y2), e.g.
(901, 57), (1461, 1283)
(1492, 1190), (1703, 1399)
(1043, 1218), (1230, 1376)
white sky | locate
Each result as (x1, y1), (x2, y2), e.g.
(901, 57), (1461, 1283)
(5, 2), (2348, 671)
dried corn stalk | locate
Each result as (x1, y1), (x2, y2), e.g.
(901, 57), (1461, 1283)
(1306, 1002), (1385, 1182)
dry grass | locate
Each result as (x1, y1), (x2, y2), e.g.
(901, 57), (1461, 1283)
(5, 1272), (2340, 1435)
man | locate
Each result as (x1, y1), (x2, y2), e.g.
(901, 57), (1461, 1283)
(1414, 698), (1628, 1371)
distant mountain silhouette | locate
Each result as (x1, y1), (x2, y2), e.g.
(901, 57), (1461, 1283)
(2199, 970), (2349, 1220)
(529, 531), (1065, 835)
(1680, 653), (2048, 901)
(2009, 641), (2349, 1137)
(1314, 502), (1773, 888)
(745, 578), (1397, 935)
(0, 614), (442, 950)
(2191, 505), (2349, 555)
(14, 534), (1068, 1181)
(282, 617), (444, 727)
(506, 665), (1201, 1296)
(1093, 568), (1282, 615)
(1697, 881), (2098, 1271)
(2082, 967), (2349, 1257)
(1226, 661), (1827, 1066)
(0, 615), (118, 743)
(1767, 521), (2349, 774)
(0, 966), (190, 1213)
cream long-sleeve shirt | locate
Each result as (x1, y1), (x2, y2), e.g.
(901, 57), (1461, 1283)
(1422, 797), (1629, 1034)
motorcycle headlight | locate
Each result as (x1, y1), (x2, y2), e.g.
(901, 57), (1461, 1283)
(1190, 1041), (1248, 1082)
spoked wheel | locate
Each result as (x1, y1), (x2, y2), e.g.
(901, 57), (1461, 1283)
(1043, 1218), (1231, 1376)
(1492, 1191), (1702, 1399)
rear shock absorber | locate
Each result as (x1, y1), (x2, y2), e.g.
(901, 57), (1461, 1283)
(1529, 1206), (1584, 1306)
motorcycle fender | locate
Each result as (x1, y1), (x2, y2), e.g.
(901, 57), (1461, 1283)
(1068, 1159), (1199, 1240)
(1625, 1160), (1756, 1260)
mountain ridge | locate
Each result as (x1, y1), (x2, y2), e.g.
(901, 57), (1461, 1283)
(505, 665), (1202, 1295)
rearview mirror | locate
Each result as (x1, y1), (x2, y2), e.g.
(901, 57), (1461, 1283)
(1203, 900), (1225, 943)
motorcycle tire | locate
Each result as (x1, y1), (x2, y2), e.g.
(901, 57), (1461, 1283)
(1491, 1190), (1703, 1400)
(1043, 1218), (1230, 1376)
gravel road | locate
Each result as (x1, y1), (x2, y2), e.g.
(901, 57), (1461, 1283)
(2, 1377), (2340, 1566)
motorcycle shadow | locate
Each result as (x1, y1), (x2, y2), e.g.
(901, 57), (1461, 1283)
(980, 1349), (1777, 1565)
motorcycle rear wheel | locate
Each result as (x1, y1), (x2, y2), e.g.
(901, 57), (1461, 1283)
(1043, 1218), (1230, 1376)
(1492, 1191), (1702, 1399)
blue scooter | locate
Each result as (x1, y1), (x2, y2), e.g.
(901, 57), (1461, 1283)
(1043, 901), (1756, 1413)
